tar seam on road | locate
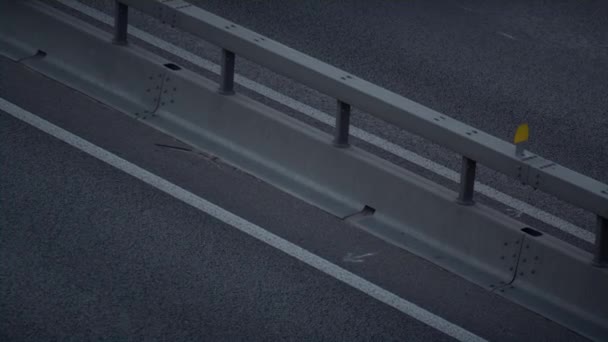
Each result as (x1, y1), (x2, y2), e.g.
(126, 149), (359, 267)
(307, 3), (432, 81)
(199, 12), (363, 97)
(55, 0), (594, 244)
(0, 97), (487, 342)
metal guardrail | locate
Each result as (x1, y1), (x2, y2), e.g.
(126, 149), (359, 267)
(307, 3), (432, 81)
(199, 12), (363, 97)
(113, 0), (608, 265)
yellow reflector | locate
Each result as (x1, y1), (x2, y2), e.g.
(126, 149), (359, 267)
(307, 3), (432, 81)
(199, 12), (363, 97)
(514, 123), (529, 144)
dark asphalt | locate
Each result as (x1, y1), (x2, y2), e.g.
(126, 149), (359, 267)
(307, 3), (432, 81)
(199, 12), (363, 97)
(0, 109), (453, 341)
(54, 0), (607, 245)
(0, 56), (588, 341)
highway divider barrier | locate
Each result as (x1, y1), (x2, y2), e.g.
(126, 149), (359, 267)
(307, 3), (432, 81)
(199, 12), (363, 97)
(1, 1), (606, 339)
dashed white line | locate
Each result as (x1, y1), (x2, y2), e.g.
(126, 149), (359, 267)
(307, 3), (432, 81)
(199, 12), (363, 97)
(56, 0), (594, 243)
(0, 97), (487, 342)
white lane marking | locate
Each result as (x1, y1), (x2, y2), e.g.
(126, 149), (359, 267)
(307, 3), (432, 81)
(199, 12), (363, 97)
(56, 0), (594, 243)
(343, 252), (377, 263)
(1, 98), (486, 342)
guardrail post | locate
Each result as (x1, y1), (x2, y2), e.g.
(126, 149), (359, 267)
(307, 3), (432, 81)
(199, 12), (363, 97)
(458, 156), (476, 205)
(219, 49), (236, 95)
(112, 1), (128, 45)
(593, 216), (608, 267)
(333, 100), (351, 147)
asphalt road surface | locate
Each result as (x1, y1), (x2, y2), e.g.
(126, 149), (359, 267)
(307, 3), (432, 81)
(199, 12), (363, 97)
(1, 109), (454, 342)
(0, 55), (589, 341)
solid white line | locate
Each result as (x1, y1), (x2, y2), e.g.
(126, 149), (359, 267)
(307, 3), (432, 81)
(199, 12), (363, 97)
(55, 0), (594, 243)
(0, 97), (487, 342)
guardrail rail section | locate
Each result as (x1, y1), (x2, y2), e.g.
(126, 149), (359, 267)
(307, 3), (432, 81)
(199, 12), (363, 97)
(0, 0), (606, 340)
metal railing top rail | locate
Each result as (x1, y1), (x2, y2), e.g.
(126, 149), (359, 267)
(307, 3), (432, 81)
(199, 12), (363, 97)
(115, 0), (607, 261)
